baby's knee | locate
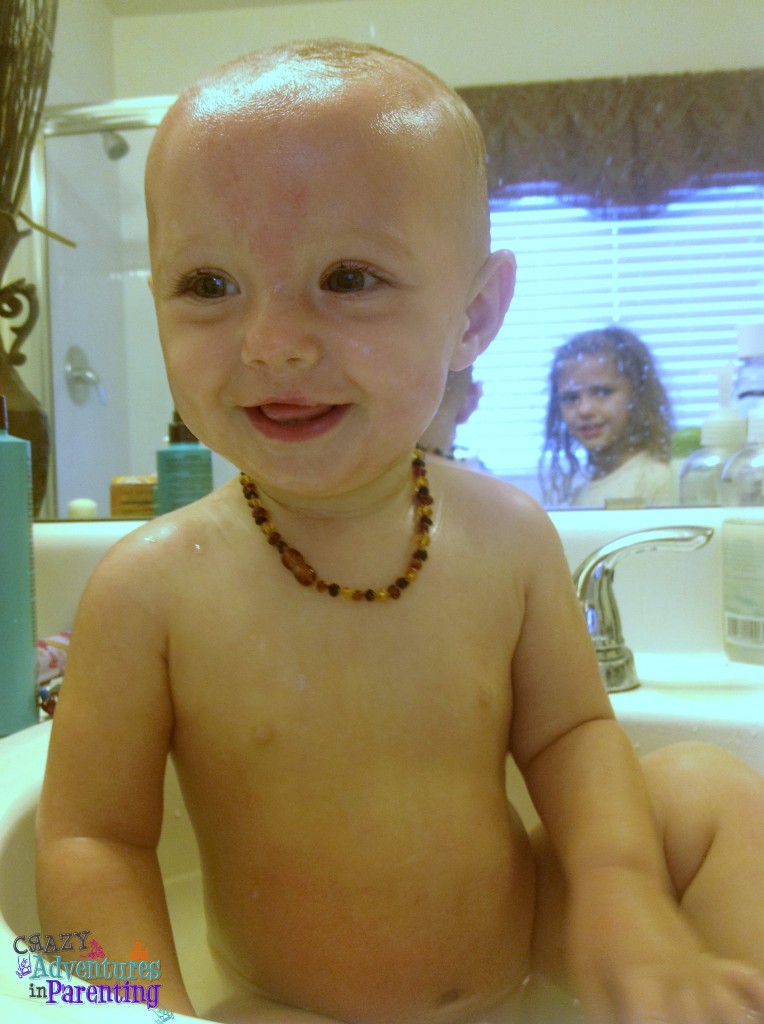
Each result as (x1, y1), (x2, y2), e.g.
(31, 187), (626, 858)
(642, 739), (759, 781)
(641, 740), (764, 821)
(640, 741), (764, 900)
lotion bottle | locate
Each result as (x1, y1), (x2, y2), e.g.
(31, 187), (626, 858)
(156, 410), (213, 515)
(0, 394), (38, 735)
(722, 517), (764, 665)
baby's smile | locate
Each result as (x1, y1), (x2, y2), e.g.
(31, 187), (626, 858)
(245, 402), (348, 441)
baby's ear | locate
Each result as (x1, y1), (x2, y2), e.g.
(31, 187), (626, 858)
(451, 250), (515, 370)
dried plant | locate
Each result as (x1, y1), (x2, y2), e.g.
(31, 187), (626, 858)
(0, 0), (58, 224)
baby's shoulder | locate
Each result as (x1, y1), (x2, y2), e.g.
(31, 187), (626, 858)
(441, 463), (554, 532)
(437, 463), (563, 571)
(87, 485), (240, 603)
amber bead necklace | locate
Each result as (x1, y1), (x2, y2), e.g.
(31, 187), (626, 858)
(239, 449), (433, 601)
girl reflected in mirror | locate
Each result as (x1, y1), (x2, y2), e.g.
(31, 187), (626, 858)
(540, 326), (675, 507)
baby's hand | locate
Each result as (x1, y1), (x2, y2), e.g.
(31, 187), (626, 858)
(567, 869), (764, 1024)
(585, 955), (764, 1024)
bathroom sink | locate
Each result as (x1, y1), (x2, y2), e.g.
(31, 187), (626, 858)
(613, 652), (764, 773)
(1, 670), (762, 1022)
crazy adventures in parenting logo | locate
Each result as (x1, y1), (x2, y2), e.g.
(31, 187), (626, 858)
(12, 930), (174, 1019)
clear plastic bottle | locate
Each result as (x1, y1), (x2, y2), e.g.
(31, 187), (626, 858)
(734, 324), (764, 415)
(679, 365), (746, 505)
(720, 402), (764, 506)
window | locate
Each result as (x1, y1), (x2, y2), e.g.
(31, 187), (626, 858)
(457, 184), (764, 498)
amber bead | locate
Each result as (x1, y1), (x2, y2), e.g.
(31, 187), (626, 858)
(239, 449), (432, 603)
(281, 548), (316, 586)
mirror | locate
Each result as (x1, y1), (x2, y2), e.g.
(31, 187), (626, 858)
(29, 62), (764, 518)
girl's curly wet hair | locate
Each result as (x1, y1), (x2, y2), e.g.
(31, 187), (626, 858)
(539, 326), (674, 506)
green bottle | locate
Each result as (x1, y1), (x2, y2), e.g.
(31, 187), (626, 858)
(0, 394), (38, 736)
(156, 410), (213, 515)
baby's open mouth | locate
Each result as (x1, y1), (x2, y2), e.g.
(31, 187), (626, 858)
(246, 402), (348, 440)
(259, 403), (336, 425)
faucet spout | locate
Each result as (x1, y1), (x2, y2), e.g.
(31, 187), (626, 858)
(572, 526), (714, 692)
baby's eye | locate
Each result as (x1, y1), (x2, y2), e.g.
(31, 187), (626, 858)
(321, 263), (381, 294)
(175, 270), (239, 300)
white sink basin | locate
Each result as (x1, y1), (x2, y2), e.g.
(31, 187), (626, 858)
(614, 653), (764, 773)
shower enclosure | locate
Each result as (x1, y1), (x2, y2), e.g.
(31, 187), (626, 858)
(33, 98), (176, 517)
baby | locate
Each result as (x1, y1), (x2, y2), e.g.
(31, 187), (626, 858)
(37, 40), (764, 1024)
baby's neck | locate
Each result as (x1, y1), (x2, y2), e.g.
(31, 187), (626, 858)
(236, 452), (435, 599)
(255, 454), (417, 525)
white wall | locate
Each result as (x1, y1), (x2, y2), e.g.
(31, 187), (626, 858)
(113, 0), (764, 96)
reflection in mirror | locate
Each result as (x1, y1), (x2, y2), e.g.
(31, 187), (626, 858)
(37, 101), (175, 518)
(35, 71), (764, 516)
(456, 71), (764, 505)
(538, 327), (675, 508)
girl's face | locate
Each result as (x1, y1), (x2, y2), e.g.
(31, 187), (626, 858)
(556, 354), (634, 462)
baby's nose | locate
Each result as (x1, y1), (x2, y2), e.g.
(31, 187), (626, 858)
(240, 291), (321, 369)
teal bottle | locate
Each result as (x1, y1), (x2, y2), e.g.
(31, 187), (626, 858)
(156, 410), (213, 515)
(0, 394), (38, 735)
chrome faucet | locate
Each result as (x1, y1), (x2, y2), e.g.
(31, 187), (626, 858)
(572, 526), (714, 693)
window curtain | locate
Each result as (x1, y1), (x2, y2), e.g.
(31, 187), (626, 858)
(457, 68), (764, 216)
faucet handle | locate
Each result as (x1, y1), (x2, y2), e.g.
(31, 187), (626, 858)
(573, 525), (714, 693)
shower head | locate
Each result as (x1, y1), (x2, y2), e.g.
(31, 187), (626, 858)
(101, 130), (129, 160)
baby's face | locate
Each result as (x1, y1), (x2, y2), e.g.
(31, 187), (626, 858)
(147, 84), (481, 498)
(556, 354), (634, 458)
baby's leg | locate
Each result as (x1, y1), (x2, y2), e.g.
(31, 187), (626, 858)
(529, 740), (764, 1019)
(640, 741), (764, 971)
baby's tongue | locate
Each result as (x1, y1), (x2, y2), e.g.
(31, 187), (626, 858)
(260, 404), (333, 423)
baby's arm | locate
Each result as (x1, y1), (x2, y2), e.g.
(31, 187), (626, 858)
(509, 507), (763, 1023)
(36, 536), (196, 1017)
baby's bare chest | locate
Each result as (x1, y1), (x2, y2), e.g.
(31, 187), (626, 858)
(170, 584), (515, 769)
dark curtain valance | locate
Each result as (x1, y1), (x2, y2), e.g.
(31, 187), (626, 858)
(458, 68), (764, 215)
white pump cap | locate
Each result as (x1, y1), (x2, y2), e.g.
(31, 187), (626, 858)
(737, 324), (764, 358)
(700, 363), (746, 449)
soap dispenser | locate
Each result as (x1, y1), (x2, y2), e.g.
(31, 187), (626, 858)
(156, 410), (213, 515)
(679, 364), (747, 505)
(0, 394), (38, 735)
